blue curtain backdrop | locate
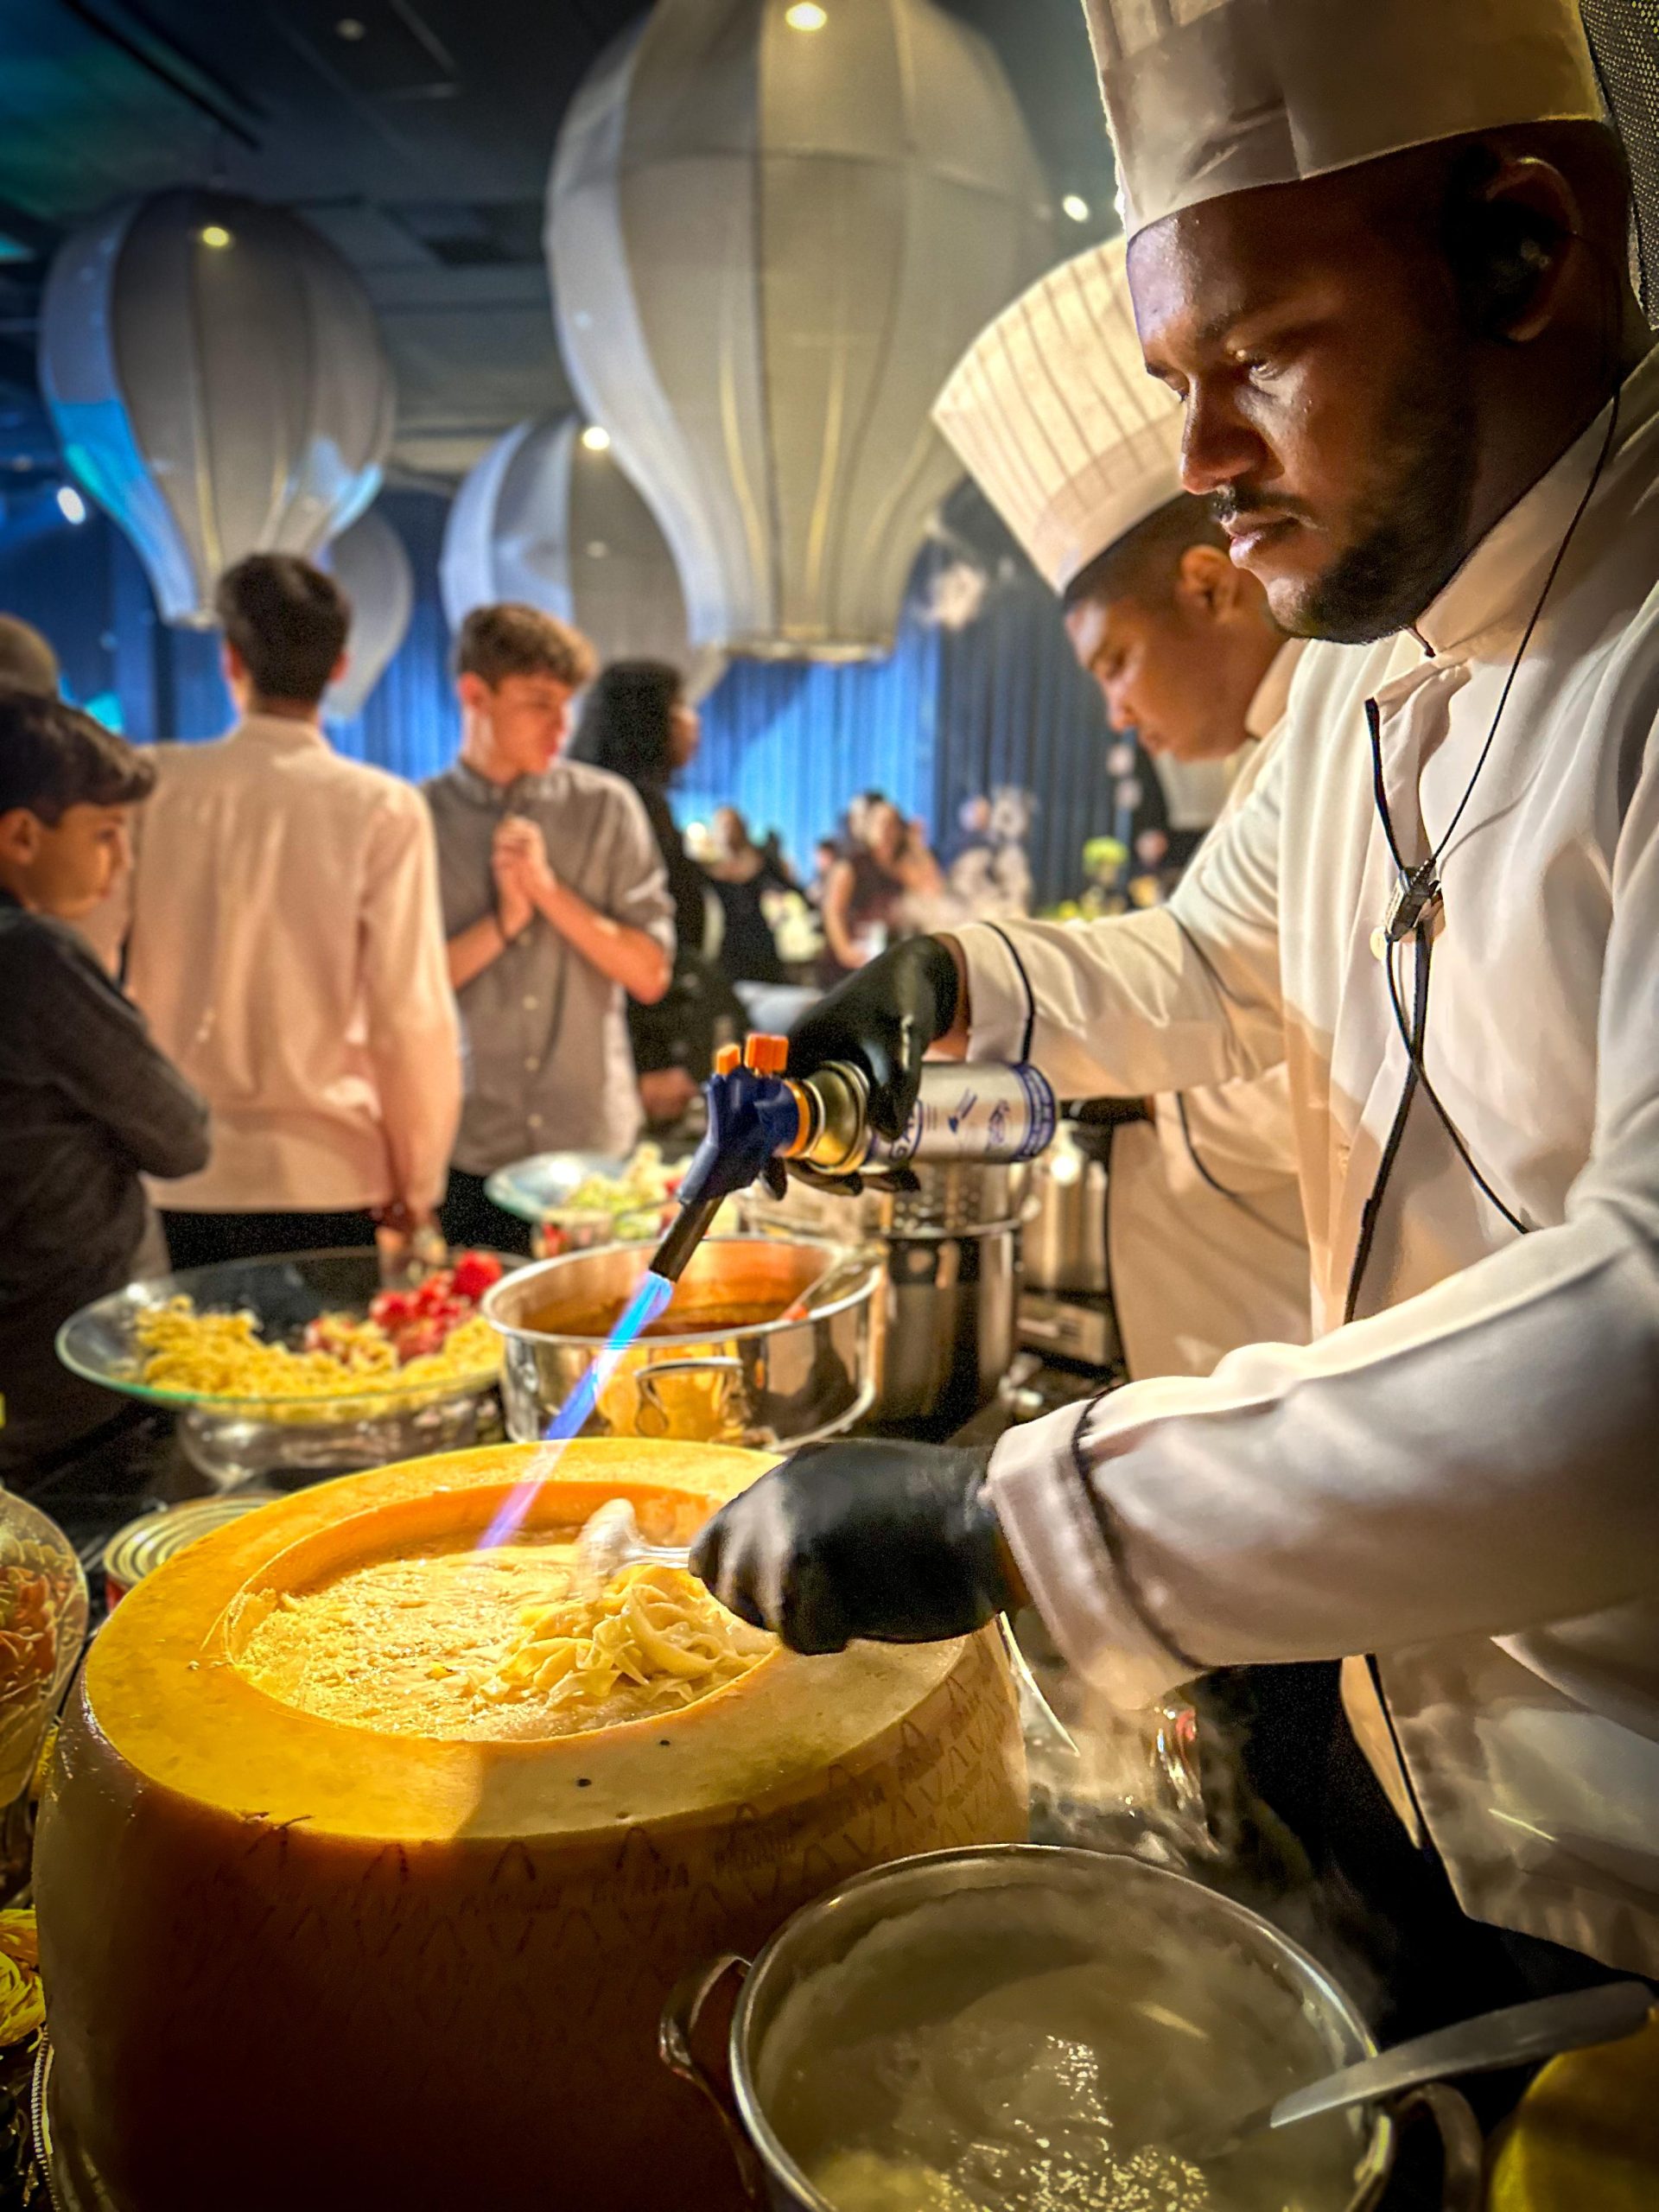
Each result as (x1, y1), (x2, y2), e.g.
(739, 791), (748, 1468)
(677, 486), (1132, 904)
(0, 479), (1128, 906)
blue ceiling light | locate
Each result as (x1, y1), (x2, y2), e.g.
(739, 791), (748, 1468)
(56, 484), (87, 524)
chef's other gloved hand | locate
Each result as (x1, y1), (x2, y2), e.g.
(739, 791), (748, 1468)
(785, 937), (960, 1142)
(690, 1439), (1012, 1654)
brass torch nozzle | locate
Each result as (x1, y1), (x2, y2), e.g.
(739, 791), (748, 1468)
(780, 1064), (871, 1177)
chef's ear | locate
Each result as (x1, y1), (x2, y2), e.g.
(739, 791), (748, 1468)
(1445, 149), (1579, 345)
(1172, 542), (1239, 621)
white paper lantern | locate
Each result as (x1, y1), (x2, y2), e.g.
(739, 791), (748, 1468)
(321, 508), (414, 721)
(40, 188), (394, 628)
(548, 0), (1052, 660)
(439, 414), (723, 696)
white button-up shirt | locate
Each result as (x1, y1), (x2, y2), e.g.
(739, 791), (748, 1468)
(960, 349), (1659, 1974)
(108, 716), (461, 1216)
(1110, 642), (1312, 1378)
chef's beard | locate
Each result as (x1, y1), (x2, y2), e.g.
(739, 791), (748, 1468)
(1222, 350), (1481, 645)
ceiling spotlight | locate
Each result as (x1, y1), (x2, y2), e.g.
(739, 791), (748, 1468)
(785, 3), (829, 28)
(1061, 194), (1090, 224)
(335, 16), (367, 38)
(199, 224), (233, 250)
(57, 485), (87, 525)
(580, 424), (612, 452)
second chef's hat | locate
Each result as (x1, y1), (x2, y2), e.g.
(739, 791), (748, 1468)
(1082, 0), (1604, 240)
(932, 237), (1184, 595)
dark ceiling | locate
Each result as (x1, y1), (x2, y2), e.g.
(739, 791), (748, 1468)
(0, 0), (1114, 485)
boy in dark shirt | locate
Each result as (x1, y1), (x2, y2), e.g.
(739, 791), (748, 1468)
(0, 692), (209, 1483)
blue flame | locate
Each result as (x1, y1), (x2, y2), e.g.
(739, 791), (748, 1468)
(478, 1271), (677, 1551)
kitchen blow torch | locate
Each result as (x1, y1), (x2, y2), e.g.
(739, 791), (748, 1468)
(649, 1033), (1057, 1284)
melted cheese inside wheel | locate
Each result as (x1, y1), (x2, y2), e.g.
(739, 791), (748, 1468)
(232, 1538), (772, 1741)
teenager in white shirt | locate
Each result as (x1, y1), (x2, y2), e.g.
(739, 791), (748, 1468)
(106, 554), (461, 1269)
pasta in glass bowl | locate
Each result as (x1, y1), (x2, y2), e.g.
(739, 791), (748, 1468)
(57, 1250), (521, 1490)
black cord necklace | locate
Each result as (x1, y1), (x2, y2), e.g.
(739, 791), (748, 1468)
(1342, 380), (1624, 1324)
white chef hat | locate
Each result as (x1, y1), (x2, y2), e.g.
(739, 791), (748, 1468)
(932, 237), (1184, 595)
(1083, 0), (1605, 240)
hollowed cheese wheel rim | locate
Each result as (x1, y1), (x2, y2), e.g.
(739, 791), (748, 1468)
(83, 1440), (975, 1846)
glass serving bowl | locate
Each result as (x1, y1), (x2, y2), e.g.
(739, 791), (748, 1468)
(56, 1249), (514, 1491)
(0, 1493), (86, 1823)
(485, 1150), (686, 1258)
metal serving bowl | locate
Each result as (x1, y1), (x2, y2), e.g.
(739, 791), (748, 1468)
(481, 1234), (880, 1449)
(56, 1249), (516, 1491)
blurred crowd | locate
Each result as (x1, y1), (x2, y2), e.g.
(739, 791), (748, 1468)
(0, 559), (1053, 1486)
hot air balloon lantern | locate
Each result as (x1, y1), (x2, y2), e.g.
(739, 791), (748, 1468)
(547, 0), (1053, 661)
(321, 508), (415, 722)
(41, 189), (394, 628)
(440, 414), (723, 697)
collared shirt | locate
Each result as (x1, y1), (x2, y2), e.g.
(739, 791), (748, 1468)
(107, 716), (461, 1214)
(423, 758), (675, 1169)
(0, 890), (207, 1471)
(963, 348), (1659, 1974)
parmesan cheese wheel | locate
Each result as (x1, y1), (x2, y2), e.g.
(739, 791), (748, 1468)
(36, 1442), (1027, 2212)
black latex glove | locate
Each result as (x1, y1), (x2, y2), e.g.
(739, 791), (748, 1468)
(786, 937), (961, 1141)
(690, 1438), (1012, 1654)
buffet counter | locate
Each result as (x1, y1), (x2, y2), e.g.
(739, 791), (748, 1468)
(18, 1366), (1617, 2212)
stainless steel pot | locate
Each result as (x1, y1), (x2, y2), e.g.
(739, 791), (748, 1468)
(742, 1166), (1027, 1436)
(1020, 1120), (1110, 1297)
(482, 1234), (880, 1449)
(661, 1845), (1485, 2212)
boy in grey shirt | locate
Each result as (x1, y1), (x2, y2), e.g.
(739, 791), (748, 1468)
(424, 604), (674, 1252)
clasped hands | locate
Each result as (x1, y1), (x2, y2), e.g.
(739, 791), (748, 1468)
(492, 814), (557, 940)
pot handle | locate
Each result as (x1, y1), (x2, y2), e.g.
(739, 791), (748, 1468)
(637, 1356), (747, 1440)
(639, 1356), (747, 1380)
(1363, 2083), (1484, 2212)
(659, 1953), (766, 2206)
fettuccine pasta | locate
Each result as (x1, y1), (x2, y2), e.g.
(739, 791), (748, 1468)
(232, 1539), (772, 1741)
(480, 1560), (765, 1713)
(130, 1299), (499, 1402)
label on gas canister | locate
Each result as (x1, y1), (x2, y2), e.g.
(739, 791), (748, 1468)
(876, 1064), (1057, 1166)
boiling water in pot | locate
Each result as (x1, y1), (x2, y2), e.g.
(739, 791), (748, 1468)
(757, 1887), (1363, 2212)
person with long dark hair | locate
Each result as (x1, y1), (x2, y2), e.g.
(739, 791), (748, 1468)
(570, 661), (741, 1124)
(817, 798), (944, 980)
(703, 805), (794, 986)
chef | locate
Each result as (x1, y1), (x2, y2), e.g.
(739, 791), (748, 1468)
(696, 0), (1659, 2019)
(934, 237), (1312, 1382)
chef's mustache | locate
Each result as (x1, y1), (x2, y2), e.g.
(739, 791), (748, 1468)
(1210, 486), (1318, 527)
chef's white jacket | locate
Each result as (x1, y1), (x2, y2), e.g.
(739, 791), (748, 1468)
(962, 349), (1659, 1975)
(1150, 753), (1231, 833)
(1111, 645), (1312, 1379)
